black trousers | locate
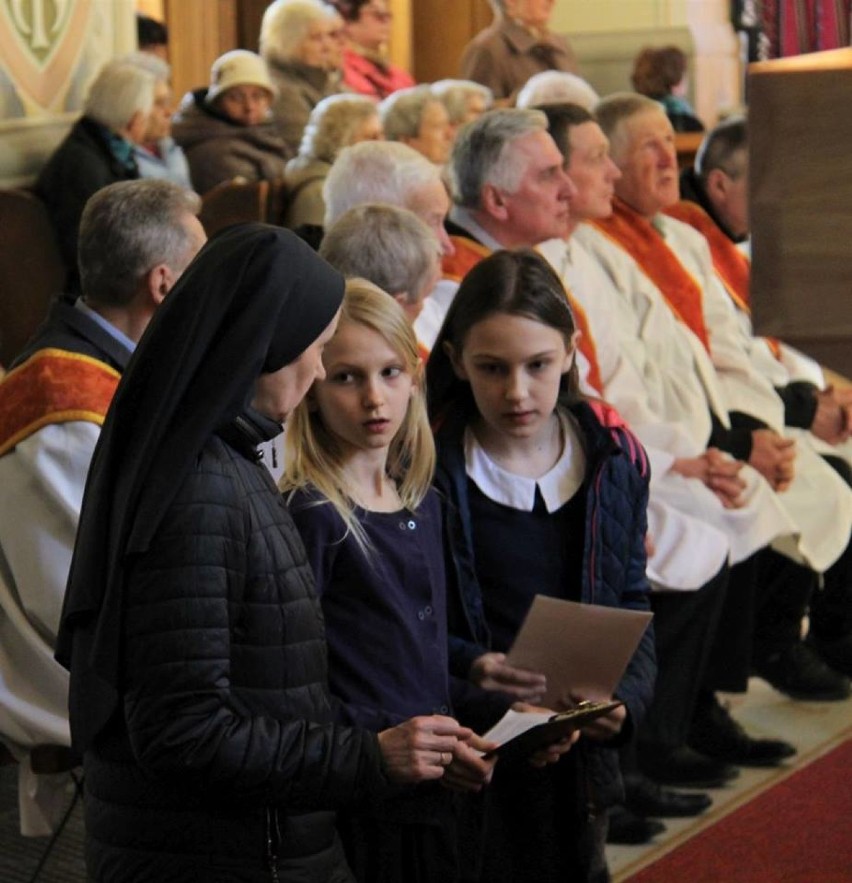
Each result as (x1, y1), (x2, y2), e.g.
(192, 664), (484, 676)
(636, 562), (730, 753)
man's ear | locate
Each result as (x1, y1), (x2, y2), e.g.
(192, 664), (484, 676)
(705, 168), (729, 205)
(481, 183), (509, 222)
(444, 341), (468, 380)
(146, 264), (174, 305)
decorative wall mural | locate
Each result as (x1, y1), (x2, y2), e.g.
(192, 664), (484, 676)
(0, 0), (94, 113)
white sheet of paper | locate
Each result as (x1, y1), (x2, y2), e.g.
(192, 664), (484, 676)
(505, 596), (653, 707)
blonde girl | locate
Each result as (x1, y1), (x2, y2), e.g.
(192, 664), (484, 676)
(282, 278), (506, 883)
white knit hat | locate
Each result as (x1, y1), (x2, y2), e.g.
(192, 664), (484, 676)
(206, 50), (277, 105)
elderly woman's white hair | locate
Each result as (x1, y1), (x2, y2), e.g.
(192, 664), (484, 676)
(323, 140), (443, 227)
(515, 71), (600, 112)
(297, 93), (379, 163)
(379, 84), (440, 142)
(431, 79), (493, 126)
(121, 50), (171, 84)
(260, 0), (334, 66)
(84, 59), (156, 133)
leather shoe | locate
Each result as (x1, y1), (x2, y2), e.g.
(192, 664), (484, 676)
(806, 631), (852, 678)
(606, 805), (666, 845)
(624, 771), (712, 818)
(689, 692), (796, 767)
(639, 745), (739, 789)
(753, 641), (851, 701)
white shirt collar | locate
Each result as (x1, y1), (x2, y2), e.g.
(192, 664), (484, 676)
(449, 206), (506, 252)
(463, 413), (586, 513)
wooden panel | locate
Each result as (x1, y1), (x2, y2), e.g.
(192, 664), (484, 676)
(749, 49), (852, 378)
(165, 0), (237, 100)
(410, 0), (492, 83)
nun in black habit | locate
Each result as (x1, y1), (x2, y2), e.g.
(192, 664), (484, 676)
(55, 224), (467, 882)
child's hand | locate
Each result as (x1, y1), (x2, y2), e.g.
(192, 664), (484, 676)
(560, 694), (627, 742)
(470, 652), (547, 702)
(377, 715), (472, 784)
(511, 701), (580, 767)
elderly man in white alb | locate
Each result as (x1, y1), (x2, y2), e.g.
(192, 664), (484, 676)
(576, 93), (852, 702)
(0, 181), (205, 835)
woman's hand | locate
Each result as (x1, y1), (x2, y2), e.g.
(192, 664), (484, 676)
(377, 715), (471, 784)
(441, 733), (498, 793)
(470, 652), (547, 702)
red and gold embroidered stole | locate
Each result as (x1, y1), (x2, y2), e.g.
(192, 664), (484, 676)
(0, 349), (120, 456)
(591, 197), (711, 352)
(442, 235), (604, 393)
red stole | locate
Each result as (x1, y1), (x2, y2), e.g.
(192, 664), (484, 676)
(0, 349), (120, 456)
(591, 197), (711, 352)
(441, 235), (604, 394)
(665, 200), (782, 359)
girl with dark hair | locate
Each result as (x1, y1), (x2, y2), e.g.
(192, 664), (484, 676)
(56, 225), (472, 882)
(630, 45), (704, 133)
(427, 249), (656, 883)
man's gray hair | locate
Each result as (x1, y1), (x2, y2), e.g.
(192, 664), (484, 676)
(324, 140), (443, 227)
(449, 107), (548, 209)
(320, 204), (440, 304)
(297, 93), (379, 163)
(594, 92), (663, 163)
(84, 60), (156, 133)
(260, 0), (332, 66)
(79, 180), (201, 307)
(516, 71), (600, 112)
(379, 84), (438, 142)
(431, 79), (493, 125)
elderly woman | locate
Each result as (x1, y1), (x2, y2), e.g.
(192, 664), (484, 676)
(260, 0), (342, 155)
(515, 70), (600, 111)
(379, 85), (453, 166)
(172, 49), (289, 195)
(283, 93), (382, 229)
(56, 224), (472, 881)
(123, 52), (191, 189)
(328, 0), (415, 99)
(431, 79), (493, 136)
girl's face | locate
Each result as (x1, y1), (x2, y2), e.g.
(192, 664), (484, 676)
(312, 319), (415, 459)
(450, 312), (573, 446)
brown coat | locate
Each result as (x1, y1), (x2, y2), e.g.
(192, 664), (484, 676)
(267, 60), (341, 157)
(460, 18), (578, 102)
(172, 90), (290, 195)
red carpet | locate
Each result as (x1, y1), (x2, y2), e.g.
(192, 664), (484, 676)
(627, 738), (852, 882)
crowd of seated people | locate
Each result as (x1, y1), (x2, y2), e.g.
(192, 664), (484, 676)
(2, 6), (852, 882)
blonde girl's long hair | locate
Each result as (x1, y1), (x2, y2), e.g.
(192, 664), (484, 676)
(281, 278), (436, 553)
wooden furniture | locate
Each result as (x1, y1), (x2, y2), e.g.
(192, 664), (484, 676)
(748, 48), (852, 378)
(198, 179), (290, 237)
(0, 190), (65, 369)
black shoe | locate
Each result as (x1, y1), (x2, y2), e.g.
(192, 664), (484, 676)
(806, 631), (852, 678)
(639, 745), (739, 789)
(753, 641), (851, 701)
(688, 693), (797, 767)
(624, 771), (712, 818)
(606, 805), (666, 845)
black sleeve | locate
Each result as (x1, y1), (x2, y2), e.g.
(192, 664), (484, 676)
(775, 381), (819, 429)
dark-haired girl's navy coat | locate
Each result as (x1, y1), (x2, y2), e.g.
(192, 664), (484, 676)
(435, 398), (656, 812)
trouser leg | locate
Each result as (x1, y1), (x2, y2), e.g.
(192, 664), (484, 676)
(637, 563), (729, 752)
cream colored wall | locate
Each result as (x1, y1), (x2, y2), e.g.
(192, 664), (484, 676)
(549, 0), (741, 127)
(551, 0), (687, 32)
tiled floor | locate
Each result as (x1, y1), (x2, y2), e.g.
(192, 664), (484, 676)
(607, 676), (852, 881)
(2, 676), (849, 882)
